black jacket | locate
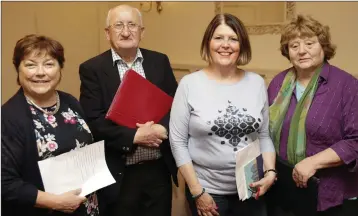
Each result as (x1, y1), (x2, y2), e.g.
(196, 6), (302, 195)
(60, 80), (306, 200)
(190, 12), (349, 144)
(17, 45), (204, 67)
(1, 89), (87, 216)
(78, 48), (179, 205)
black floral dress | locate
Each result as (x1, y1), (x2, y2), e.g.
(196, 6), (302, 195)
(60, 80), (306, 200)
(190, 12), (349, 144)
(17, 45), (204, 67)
(28, 99), (100, 216)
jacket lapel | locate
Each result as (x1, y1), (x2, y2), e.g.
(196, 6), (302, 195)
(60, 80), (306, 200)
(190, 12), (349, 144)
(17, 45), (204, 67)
(141, 48), (160, 85)
(10, 88), (41, 161)
(102, 50), (121, 99)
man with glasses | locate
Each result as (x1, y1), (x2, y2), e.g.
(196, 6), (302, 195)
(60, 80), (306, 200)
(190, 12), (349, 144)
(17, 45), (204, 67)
(78, 4), (178, 216)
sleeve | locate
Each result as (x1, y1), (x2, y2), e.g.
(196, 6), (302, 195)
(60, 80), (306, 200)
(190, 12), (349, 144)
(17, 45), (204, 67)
(169, 77), (192, 167)
(1, 119), (39, 206)
(158, 54), (178, 131)
(79, 63), (137, 153)
(330, 77), (358, 172)
(259, 81), (275, 153)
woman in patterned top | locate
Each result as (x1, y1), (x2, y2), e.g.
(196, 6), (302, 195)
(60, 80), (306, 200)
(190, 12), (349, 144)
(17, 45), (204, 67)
(2, 35), (100, 216)
(170, 14), (276, 216)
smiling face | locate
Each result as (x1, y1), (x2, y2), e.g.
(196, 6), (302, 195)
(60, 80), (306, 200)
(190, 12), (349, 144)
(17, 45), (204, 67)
(209, 23), (240, 67)
(288, 36), (325, 73)
(18, 51), (61, 98)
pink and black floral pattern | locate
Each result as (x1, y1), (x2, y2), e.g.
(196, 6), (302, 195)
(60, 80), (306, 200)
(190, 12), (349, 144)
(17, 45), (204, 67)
(28, 101), (99, 216)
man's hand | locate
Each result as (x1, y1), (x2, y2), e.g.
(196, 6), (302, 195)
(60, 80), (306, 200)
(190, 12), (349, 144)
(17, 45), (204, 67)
(151, 124), (168, 140)
(293, 157), (317, 188)
(133, 121), (167, 147)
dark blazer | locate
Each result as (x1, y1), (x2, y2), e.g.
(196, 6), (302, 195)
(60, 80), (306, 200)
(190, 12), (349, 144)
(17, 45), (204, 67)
(1, 89), (87, 216)
(78, 48), (179, 205)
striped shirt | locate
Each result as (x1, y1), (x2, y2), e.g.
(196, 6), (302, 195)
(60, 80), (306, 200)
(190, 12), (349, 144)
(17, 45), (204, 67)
(268, 63), (358, 211)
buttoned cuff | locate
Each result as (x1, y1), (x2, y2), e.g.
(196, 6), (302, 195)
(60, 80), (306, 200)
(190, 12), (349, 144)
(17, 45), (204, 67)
(120, 127), (137, 153)
(331, 141), (358, 172)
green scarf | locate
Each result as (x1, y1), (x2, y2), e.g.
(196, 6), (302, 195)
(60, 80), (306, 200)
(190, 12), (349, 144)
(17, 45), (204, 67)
(269, 66), (322, 165)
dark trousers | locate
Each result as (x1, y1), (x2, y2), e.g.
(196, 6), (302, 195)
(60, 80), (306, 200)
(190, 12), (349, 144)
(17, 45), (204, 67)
(186, 186), (267, 216)
(268, 199), (358, 216)
(107, 158), (172, 216)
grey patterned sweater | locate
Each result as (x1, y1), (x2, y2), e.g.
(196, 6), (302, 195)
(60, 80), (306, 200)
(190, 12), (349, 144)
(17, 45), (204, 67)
(169, 70), (275, 195)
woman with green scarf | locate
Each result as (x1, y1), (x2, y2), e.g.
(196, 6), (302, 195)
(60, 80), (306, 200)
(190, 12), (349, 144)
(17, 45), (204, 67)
(267, 15), (358, 216)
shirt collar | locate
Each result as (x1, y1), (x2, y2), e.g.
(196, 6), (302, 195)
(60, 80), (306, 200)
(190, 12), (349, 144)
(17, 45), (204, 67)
(291, 61), (330, 84)
(319, 61), (330, 83)
(111, 48), (143, 66)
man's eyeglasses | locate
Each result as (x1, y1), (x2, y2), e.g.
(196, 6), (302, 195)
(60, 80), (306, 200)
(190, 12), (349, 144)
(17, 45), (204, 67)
(108, 22), (141, 33)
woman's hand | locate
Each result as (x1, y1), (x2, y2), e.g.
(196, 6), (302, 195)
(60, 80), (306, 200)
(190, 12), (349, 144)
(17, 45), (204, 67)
(250, 172), (276, 199)
(195, 193), (219, 216)
(293, 148), (344, 188)
(292, 157), (317, 188)
(53, 188), (87, 213)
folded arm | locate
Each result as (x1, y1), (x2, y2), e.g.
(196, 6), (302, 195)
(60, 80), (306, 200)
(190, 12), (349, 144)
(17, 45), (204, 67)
(317, 78), (358, 171)
(328, 78), (358, 172)
(79, 63), (137, 153)
(169, 77), (218, 215)
(294, 78), (358, 188)
(1, 127), (84, 213)
(259, 85), (276, 171)
(251, 83), (276, 197)
(1, 132), (39, 207)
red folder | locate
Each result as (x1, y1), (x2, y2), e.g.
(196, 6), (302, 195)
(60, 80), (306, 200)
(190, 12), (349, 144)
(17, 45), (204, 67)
(105, 69), (174, 128)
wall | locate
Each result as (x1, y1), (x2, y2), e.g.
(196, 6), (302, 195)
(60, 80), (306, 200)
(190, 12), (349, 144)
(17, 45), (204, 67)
(249, 2), (358, 81)
(2, 2), (358, 104)
(128, 2), (358, 83)
(1, 2), (110, 103)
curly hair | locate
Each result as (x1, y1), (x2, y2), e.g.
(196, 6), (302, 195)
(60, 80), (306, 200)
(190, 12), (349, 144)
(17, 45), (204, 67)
(280, 14), (336, 61)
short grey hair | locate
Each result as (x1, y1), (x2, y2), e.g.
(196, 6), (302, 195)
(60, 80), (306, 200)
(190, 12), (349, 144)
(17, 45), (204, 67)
(105, 6), (143, 27)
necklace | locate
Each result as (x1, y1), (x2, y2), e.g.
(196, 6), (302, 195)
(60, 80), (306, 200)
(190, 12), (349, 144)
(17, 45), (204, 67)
(26, 92), (60, 115)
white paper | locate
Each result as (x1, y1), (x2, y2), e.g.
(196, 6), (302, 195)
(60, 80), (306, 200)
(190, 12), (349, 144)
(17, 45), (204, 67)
(235, 139), (261, 201)
(38, 140), (116, 196)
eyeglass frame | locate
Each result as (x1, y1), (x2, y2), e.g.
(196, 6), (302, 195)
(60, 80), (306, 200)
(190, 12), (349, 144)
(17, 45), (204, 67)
(106, 22), (143, 33)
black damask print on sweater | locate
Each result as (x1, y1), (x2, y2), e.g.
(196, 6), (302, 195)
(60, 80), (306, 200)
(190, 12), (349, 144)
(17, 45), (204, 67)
(208, 101), (261, 151)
